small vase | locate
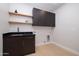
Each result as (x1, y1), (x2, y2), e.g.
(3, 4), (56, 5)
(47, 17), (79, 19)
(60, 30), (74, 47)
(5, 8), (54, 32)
(15, 10), (18, 13)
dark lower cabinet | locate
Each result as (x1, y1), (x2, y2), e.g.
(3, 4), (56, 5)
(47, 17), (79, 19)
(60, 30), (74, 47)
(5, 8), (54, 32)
(3, 32), (35, 56)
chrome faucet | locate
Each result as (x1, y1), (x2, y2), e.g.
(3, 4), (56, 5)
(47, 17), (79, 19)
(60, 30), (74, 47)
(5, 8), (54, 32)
(17, 27), (19, 32)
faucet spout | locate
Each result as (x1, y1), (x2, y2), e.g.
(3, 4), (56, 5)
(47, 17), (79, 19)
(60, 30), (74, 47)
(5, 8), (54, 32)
(17, 27), (19, 32)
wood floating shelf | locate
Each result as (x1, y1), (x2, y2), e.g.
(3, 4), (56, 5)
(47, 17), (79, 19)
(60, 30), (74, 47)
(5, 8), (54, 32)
(8, 21), (32, 25)
(9, 12), (32, 17)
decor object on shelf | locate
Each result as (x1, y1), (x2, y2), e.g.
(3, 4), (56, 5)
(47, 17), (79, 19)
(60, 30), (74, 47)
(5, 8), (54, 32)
(14, 10), (18, 13)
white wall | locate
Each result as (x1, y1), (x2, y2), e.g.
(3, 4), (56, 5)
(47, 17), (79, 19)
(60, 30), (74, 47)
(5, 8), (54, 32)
(0, 4), (9, 56)
(9, 3), (53, 46)
(33, 26), (53, 46)
(53, 3), (79, 53)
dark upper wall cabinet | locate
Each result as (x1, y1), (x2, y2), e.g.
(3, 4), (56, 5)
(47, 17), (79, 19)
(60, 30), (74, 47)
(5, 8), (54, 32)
(32, 8), (55, 27)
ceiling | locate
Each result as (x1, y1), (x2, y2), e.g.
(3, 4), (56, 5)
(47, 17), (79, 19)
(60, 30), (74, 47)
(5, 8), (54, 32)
(26, 3), (64, 12)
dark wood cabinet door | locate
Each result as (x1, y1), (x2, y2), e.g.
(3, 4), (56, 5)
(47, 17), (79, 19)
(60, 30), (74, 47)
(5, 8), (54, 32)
(51, 13), (55, 27)
(32, 8), (46, 26)
(32, 8), (40, 26)
(21, 36), (35, 55)
(3, 36), (23, 56)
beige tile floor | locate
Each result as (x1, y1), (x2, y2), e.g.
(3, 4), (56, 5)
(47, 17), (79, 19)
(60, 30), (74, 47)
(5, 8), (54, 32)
(28, 43), (78, 56)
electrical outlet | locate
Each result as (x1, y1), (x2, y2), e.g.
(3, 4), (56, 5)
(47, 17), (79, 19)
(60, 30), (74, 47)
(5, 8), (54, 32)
(47, 35), (50, 42)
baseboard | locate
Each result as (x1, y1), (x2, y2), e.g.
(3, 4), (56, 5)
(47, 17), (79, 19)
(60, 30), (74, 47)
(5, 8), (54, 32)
(52, 42), (79, 56)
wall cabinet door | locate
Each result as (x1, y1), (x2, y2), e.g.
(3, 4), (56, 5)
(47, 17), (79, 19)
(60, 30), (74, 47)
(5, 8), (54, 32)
(51, 13), (55, 27)
(32, 8), (40, 26)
